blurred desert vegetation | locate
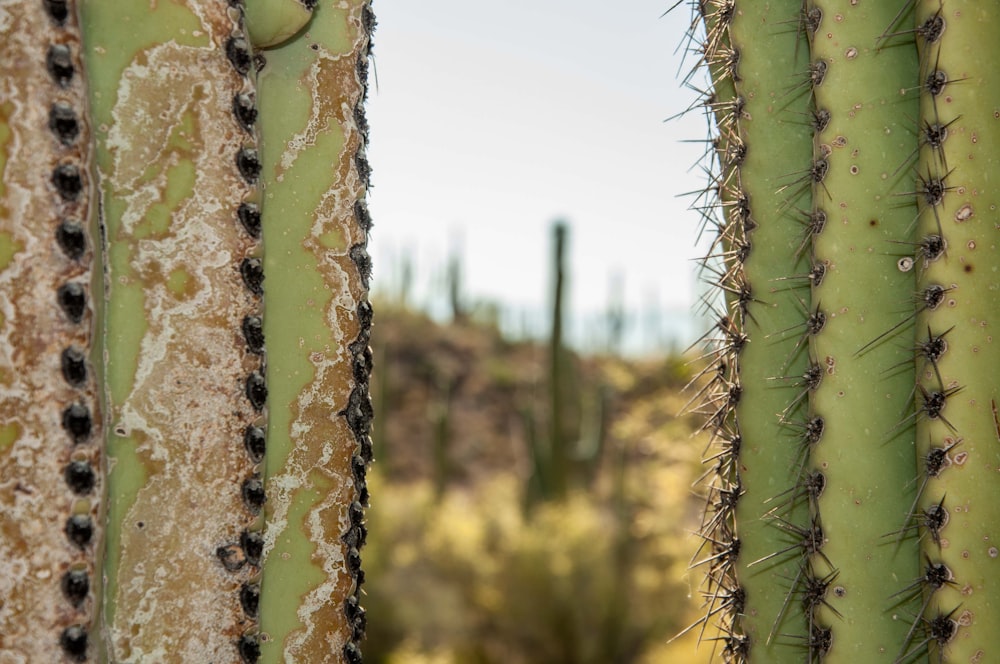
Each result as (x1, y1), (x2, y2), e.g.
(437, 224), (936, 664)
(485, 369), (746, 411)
(360, 222), (721, 663)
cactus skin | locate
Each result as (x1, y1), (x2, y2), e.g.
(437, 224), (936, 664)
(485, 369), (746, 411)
(253, 1), (374, 660)
(683, 0), (822, 658)
(245, 0), (315, 49)
(0, 1), (102, 659)
(805, 2), (921, 660)
(685, 1), (1000, 663)
(911, 2), (1000, 661)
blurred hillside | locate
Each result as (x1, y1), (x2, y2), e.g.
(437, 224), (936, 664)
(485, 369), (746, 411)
(362, 299), (721, 664)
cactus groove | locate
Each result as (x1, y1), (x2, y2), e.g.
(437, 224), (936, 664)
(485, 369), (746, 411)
(683, 0), (1000, 662)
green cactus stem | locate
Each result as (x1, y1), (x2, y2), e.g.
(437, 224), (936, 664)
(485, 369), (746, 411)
(910, 2), (1000, 661)
(723, 2), (818, 658)
(682, 1), (820, 659)
(549, 221), (568, 500)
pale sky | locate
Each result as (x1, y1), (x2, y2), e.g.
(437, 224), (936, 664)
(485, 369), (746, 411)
(364, 1), (710, 350)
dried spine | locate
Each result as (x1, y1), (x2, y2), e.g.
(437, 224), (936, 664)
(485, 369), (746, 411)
(0, 0), (101, 660)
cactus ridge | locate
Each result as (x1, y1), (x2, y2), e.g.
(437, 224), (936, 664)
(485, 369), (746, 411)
(249, 1), (374, 659)
(1, 0), (375, 660)
(672, 1), (832, 660)
(0, 0), (103, 658)
(907, 2), (1000, 661)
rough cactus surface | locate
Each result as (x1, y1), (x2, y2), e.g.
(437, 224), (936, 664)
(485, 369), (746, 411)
(254, 1), (374, 660)
(683, 1), (1000, 662)
(0, 1), (101, 658)
(0, 1), (373, 662)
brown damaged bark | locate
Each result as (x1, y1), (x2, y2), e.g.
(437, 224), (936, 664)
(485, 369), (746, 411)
(89, 2), (265, 661)
(0, 0), (101, 661)
(257, 2), (374, 660)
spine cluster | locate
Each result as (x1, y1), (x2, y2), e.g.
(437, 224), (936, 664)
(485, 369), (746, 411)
(342, 4), (377, 661)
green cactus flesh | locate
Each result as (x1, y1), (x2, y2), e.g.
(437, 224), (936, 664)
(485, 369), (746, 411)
(725, 1), (816, 658)
(244, 0), (315, 49)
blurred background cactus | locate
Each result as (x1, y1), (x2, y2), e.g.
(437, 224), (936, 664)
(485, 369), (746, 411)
(364, 279), (707, 664)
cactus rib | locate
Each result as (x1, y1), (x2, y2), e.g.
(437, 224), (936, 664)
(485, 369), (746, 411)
(80, 1), (267, 659)
(253, 1), (374, 660)
(725, 1), (818, 659)
(0, 0), (102, 659)
(911, 2), (1000, 662)
(805, 2), (922, 661)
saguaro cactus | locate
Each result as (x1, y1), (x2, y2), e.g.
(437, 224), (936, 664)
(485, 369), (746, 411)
(684, 1), (1000, 662)
(0, 1), (373, 662)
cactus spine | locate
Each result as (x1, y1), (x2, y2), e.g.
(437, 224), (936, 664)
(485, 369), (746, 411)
(0, 1), (372, 661)
(686, 1), (1000, 662)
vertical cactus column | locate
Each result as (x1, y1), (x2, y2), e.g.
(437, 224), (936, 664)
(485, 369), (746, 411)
(684, 2), (823, 659)
(0, 1), (102, 659)
(723, 2), (816, 658)
(80, 1), (268, 659)
(910, 2), (1000, 661)
(252, 1), (374, 661)
(680, 1), (1000, 662)
(549, 221), (568, 501)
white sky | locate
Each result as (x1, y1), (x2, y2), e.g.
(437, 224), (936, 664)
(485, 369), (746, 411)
(364, 0), (710, 349)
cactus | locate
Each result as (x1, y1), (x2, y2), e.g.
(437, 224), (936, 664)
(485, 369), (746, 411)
(522, 222), (610, 507)
(0, 1), (373, 662)
(683, 1), (1000, 662)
